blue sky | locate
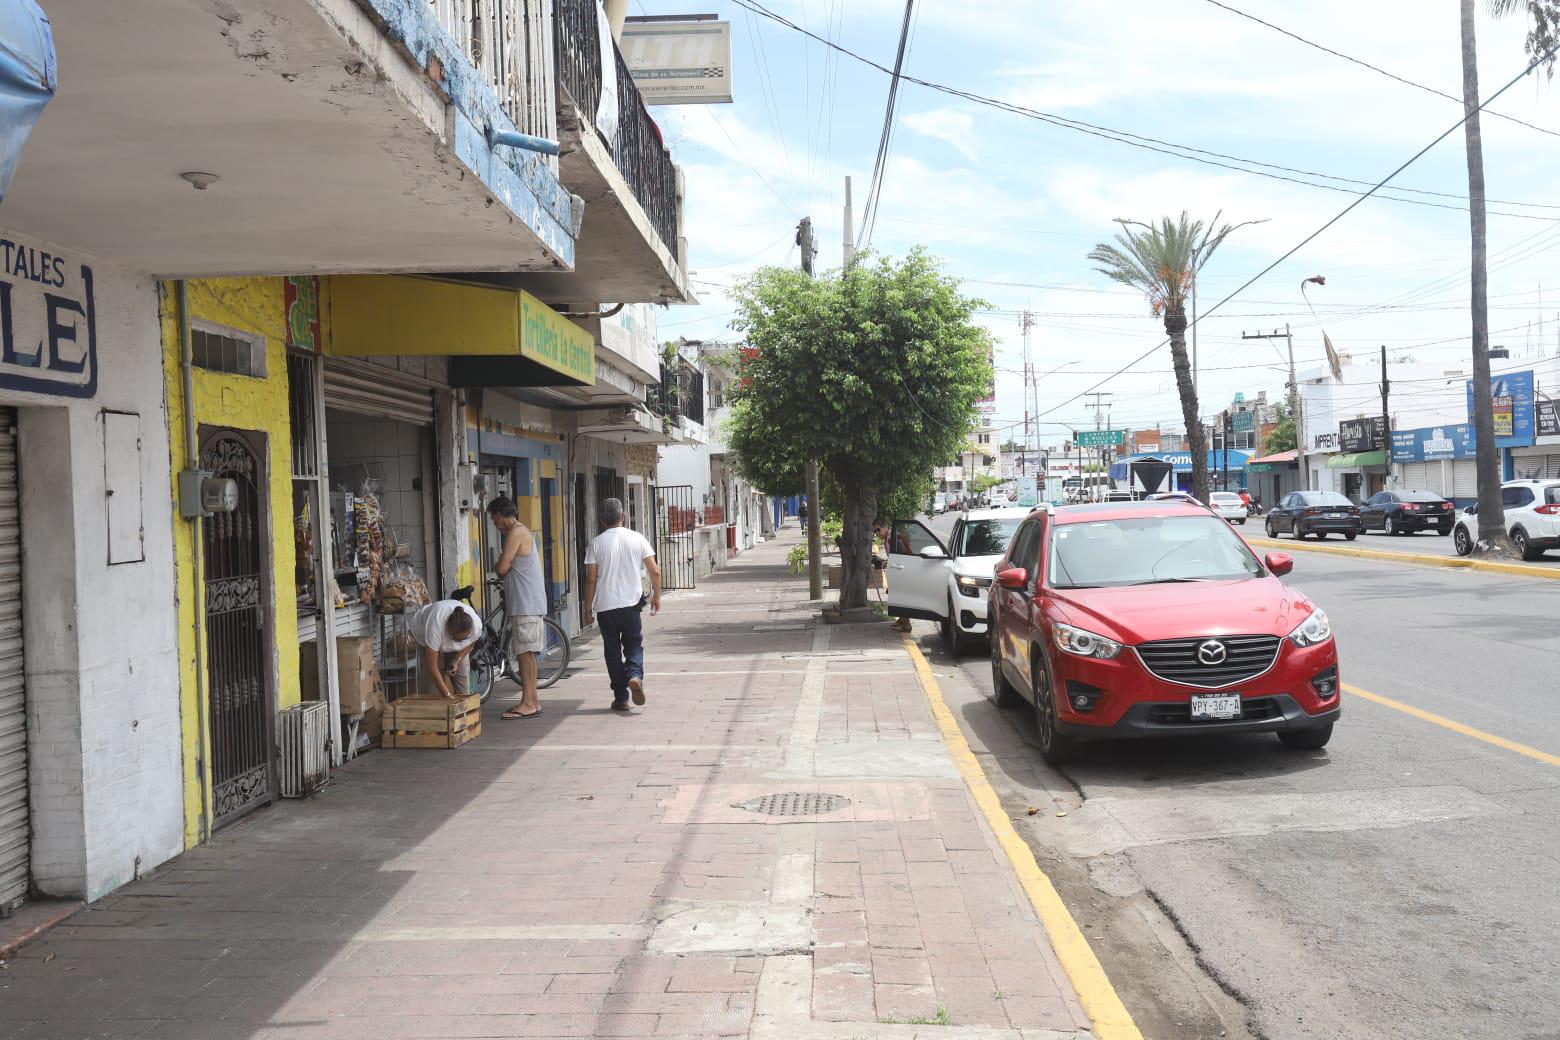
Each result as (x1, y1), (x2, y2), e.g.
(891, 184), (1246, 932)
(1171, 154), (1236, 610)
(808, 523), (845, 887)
(641, 1), (1560, 445)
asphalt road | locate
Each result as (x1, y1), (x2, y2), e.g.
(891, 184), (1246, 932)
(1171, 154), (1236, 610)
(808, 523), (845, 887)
(919, 510), (1560, 1040)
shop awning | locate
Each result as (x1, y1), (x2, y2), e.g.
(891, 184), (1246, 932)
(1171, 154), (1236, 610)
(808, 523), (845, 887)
(1247, 450), (1298, 465)
(1327, 450), (1387, 469)
(0, 0), (55, 204)
(329, 276), (596, 387)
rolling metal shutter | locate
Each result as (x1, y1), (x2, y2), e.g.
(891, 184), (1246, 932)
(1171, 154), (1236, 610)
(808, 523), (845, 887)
(1451, 459), (1478, 500)
(1510, 451), (1560, 480)
(1398, 462), (1433, 493)
(0, 408), (28, 914)
(322, 360), (436, 425)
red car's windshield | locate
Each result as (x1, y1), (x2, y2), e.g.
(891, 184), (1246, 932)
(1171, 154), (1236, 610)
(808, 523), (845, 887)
(1049, 515), (1265, 589)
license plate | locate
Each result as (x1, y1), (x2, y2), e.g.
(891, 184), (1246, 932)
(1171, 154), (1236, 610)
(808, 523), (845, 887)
(1190, 693), (1242, 720)
(1328, 512), (1345, 518)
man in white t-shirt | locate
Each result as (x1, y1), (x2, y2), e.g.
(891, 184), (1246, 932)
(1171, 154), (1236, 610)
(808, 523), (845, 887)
(584, 497), (662, 711)
(407, 599), (482, 699)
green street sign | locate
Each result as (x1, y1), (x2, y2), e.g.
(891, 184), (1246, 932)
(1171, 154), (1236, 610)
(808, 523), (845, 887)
(1076, 429), (1125, 448)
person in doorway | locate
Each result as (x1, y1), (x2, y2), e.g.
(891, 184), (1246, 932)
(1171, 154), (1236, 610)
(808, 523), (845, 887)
(487, 496), (548, 720)
(873, 520), (914, 632)
(408, 598), (482, 700)
(583, 498), (662, 712)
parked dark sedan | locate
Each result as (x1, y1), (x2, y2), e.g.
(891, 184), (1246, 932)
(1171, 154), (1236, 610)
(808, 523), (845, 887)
(1263, 491), (1362, 540)
(1360, 489), (1455, 535)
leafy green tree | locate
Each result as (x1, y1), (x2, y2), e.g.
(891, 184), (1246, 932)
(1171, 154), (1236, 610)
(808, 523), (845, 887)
(1088, 212), (1256, 503)
(726, 249), (993, 609)
(1263, 396), (1297, 454)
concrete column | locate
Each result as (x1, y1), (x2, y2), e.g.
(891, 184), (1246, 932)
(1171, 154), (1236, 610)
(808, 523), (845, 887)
(603, 0), (629, 39)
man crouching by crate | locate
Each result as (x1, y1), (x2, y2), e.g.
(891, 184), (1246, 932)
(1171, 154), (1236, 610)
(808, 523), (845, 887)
(408, 599), (483, 700)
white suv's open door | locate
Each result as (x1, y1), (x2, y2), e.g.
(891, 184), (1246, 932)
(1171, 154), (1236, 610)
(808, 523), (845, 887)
(885, 519), (951, 621)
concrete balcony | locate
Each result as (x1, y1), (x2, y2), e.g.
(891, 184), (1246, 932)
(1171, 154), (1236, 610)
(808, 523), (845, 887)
(1, 0), (577, 276)
(522, 0), (690, 306)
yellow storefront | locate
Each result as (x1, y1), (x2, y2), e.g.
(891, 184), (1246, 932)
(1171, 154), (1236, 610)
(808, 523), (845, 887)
(161, 278), (301, 845)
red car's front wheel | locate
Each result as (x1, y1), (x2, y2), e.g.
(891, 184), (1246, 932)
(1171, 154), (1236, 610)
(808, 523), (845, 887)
(1031, 655), (1078, 766)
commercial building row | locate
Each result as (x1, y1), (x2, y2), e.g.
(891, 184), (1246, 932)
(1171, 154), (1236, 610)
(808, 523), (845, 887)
(0, 0), (769, 919)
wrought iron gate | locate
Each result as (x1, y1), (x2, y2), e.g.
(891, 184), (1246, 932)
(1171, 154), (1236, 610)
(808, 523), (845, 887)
(200, 428), (276, 826)
(655, 484), (697, 589)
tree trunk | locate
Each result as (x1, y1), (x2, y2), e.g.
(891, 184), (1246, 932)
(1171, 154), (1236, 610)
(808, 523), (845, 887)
(838, 482), (879, 611)
(1164, 308), (1208, 502)
(1461, 0), (1514, 554)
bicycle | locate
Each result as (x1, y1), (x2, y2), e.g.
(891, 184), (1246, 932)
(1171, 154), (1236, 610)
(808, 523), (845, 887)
(450, 579), (572, 702)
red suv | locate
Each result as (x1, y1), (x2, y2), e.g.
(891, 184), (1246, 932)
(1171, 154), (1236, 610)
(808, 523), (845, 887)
(988, 500), (1339, 764)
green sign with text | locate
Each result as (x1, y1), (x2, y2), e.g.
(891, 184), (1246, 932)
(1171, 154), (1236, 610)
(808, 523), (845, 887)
(1076, 429), (1125, 448)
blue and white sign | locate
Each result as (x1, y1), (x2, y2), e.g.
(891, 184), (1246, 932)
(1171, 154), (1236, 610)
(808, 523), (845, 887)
(1390, 424), (1475, 463)
(0, 235), (98, 398)
(1466, 369), (1534, 448)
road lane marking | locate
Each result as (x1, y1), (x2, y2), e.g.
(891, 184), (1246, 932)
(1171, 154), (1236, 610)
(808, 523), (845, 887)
(1345, 682), (1560, 768)
(902, 635), (1144, 1040)
(1247, 535), (1560, 581)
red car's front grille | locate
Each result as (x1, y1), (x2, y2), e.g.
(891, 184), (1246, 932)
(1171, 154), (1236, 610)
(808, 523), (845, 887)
(1134, 635), (1282, 688)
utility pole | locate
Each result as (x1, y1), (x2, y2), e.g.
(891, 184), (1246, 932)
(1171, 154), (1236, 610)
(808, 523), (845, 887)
(1021, 311), (1035, 455)
(1380, 344), (1392, 489)
(798, 216), (822, 601)
(1244, 324), (1304, 489)
(842, 177), (854, 269)
(1221, 410), (1232, 491)
(1085, 393), (1110, 501)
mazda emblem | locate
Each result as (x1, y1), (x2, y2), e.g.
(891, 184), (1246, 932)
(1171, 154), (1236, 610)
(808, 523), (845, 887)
(1196, 640), (1227, 665)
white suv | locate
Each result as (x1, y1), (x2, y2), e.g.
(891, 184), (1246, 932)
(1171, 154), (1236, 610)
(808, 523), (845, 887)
(881, 508), (1031, 653)
(1452, 479), (1560, 559)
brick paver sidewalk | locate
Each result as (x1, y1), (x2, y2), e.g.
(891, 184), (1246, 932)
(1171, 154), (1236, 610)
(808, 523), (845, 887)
(0, 529), (1091, 1039)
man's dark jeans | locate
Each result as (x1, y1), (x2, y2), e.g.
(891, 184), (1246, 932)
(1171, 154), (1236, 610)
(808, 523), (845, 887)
(597, 604), (644, 703)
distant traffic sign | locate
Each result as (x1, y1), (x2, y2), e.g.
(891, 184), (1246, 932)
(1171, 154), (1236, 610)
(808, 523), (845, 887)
(1076, 429), (1125, 448)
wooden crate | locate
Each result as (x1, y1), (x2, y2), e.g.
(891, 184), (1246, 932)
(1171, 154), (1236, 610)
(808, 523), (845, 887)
(383, 695), (482, 749)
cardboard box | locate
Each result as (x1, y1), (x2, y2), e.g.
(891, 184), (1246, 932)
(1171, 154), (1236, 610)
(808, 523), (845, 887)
(337, 636), (379, 714)
(298, 636), (383, 714)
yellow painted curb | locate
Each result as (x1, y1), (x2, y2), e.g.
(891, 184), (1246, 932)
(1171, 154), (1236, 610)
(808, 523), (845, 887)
(901, 635), (1143, 1040)
(1245, 535), (1560, 580)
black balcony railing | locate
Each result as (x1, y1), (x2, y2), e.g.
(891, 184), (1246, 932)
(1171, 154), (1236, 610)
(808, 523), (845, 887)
(649, 360), (704, 426)
(554, 0), (679, 256)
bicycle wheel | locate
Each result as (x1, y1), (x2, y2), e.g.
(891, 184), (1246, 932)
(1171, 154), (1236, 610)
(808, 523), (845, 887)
(536, 617), (571, 689)
(469, 634), (500, 703)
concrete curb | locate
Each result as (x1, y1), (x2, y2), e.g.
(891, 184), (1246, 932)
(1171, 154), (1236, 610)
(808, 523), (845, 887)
(900, 635), (1143, 1040)
(1245, 535), (1560, 580)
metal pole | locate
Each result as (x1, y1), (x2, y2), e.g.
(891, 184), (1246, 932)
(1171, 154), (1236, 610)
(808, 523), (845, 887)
(799, 217), (823, 600)
(1381, 344), (1392, 489)
(843, 177), (854, 268)
(1289, 324), (1306, 490)
(177, 281), (212, 842)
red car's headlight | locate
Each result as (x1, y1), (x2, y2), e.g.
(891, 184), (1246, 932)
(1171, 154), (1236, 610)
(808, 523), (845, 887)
(1053, 623), (1123, 660)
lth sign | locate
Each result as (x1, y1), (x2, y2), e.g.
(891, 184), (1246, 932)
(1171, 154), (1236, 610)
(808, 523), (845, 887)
(0, 234), (97, 398)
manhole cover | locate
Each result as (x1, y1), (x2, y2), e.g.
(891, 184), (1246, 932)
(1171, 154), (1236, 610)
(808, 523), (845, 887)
(735, 792), (851, 817)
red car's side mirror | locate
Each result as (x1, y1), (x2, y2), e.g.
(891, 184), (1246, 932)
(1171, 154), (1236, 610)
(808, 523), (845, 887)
(995, 567), (1028, 589)
(1264, 552), (1293, 577)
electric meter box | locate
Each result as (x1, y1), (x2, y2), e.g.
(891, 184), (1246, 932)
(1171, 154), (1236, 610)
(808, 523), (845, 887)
(178, 469), (239, 517)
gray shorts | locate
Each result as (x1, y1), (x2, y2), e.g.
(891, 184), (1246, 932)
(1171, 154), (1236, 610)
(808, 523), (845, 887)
(509, 615), (546, 656)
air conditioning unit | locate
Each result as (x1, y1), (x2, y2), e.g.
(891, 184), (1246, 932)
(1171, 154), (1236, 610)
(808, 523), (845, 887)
(278, 702), (332, 797)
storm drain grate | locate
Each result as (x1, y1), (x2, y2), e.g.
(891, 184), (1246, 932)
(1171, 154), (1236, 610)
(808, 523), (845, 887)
(734, 792), (851, 817)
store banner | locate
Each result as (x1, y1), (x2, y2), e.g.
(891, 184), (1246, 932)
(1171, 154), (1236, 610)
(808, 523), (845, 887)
(620, 17), (733, 105)
(328, 276), (595, 385)
(1391, 424), (1475, 464)
(1537, 397), (1560, 438)
(1338, 416), (1385, 453)
(1466, 369), (1534, 447)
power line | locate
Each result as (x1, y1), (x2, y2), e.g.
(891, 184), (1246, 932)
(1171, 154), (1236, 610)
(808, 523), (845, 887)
(1022, 42), (1560, 422)
(1202, 0), (1560, 142)
(858, 0), (915, 249)
(730, 0), (1560, 221)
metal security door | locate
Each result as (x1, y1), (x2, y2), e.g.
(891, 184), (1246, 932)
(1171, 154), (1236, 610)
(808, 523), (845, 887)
(656, 484), (696, 589)
(200, 428), (277, 827)
(0, 408), (28, 915)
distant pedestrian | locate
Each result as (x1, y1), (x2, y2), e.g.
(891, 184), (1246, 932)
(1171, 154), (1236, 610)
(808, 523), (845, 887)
(407, 598), (482, 700)
(584, 498), (662, 712)
(874, 520), (914, 632)
(798, 498), (809, 530)
(487, 496), (548, 721)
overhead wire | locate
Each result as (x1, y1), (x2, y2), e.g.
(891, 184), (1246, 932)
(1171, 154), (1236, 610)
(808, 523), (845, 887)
(858, 0), (916, 249)
(729, 0), (1560, 222)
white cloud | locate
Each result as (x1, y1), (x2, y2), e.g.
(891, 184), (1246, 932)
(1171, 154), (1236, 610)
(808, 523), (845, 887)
(901, 108), (978, 162)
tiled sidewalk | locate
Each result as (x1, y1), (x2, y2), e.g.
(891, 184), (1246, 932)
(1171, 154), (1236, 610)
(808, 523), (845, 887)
(0, 530), (1091, 1039)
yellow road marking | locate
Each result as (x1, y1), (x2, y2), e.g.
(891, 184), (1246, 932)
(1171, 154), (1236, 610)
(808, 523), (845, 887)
(902, 635), (1143, 1040)
(1344, 682), (1560, 768)
(1246, 535), (1560, 581)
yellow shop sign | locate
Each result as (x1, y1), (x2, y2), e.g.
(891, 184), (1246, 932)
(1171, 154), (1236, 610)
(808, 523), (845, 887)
(519, 291), (594, 384)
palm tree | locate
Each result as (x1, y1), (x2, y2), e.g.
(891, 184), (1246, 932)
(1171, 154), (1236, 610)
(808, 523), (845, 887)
(1088, 212), (1256, 503)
